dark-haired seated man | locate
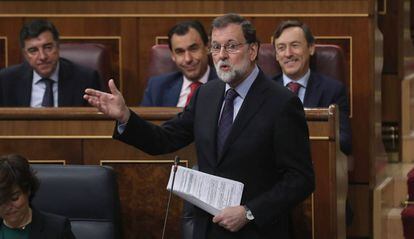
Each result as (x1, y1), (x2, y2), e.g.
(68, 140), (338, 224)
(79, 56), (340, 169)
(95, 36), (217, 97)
(0, 19), (101, 107)
(272, 20), (351, 156)
(141, 20), (217, 107)
(0, 154), (76, 239)
(272, 20), (353, 225)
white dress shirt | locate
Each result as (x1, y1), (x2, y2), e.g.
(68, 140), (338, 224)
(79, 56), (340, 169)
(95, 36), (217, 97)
(282, 69), (311, 103)
(30, 64), (60, 107)
(176, 66), (210, 107)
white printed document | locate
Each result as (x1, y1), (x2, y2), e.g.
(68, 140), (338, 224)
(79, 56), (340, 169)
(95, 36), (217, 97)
(166, 166), (244, 216)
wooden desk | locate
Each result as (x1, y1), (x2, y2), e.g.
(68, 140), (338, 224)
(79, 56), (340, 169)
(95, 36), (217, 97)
(0, 106), (346, 239)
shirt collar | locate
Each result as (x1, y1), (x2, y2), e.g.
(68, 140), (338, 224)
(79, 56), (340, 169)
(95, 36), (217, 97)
(33, 62), (60, 84)
(225, 64), (259, 99)
(282, 68), (310, 88)
(182, 65), (210, 89)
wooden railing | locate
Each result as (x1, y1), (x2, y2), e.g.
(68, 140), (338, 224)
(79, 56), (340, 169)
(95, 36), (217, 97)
(402, 74), (414, 162)
(0, 106), (346, 239)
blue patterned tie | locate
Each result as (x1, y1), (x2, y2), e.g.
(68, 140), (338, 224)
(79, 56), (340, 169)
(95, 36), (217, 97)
(41, 78), (54, 107)
(217, 88), (238, 157)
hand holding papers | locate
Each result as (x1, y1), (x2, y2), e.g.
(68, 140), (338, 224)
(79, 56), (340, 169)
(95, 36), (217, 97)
(166, 166), (244, 216)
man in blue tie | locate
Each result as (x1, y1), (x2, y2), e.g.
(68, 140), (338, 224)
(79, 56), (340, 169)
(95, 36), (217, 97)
(0, 19), (101, 107)
(84, 13), (314, 239)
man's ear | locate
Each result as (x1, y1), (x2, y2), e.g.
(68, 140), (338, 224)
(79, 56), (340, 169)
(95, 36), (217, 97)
(309, 43), (316, 56)
(249, 43), (259, 61)
(171, 53), (177, 63)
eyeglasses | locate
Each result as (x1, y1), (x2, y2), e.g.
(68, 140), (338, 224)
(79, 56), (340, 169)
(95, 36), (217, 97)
(210, 42), (248, 54)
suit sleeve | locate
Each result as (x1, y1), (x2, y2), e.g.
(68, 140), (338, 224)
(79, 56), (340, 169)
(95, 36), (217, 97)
(248, 96), (315, 227)
(113, 107), (195, 155)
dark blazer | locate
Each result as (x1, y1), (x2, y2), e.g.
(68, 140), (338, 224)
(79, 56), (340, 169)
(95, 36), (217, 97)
(140, 68), (217, 106)
(1, 208), (76, 239)
(0, 58), (101, 107)
(115, 70), (315, 239)
(273, 72), (352, 155)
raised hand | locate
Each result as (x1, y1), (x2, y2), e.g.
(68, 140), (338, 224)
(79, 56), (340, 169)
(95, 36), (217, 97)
(84, 79), (130, 123)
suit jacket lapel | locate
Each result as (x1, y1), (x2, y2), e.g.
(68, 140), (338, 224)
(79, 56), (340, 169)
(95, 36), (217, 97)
(210, 82), (226, 166)
(203, 68), (221, 153)
(303, 72), (322, 107)
(198, 80), (225, 167)
(217, 72), (267, 163)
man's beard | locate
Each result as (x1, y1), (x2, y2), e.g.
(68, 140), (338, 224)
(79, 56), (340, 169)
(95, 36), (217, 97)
(214, 58), (250, 84)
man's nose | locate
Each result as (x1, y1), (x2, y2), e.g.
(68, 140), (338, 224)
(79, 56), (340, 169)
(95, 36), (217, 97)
(217, 47), (229, 60)
(284, 46), (293, 56)
(38, 49), (47, 60)
(184, 51), (193, 63)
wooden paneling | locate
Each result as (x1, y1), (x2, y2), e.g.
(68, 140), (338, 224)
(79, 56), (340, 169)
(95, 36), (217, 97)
(0, 1), (383, 237)
(378, 0), (404, 75)
(0, 17), (378, 184)
(0, 1), (372, 15)
(378, 0), (404, 150)
(382, 74), (402, 122)
(0, 107), (346, 239)
(402, 74), (414, 162)
(101, 161), (187, 239)
(0, 37), (6, 69)
(0, 139), (83, 164)
(348, 184), (371, 236)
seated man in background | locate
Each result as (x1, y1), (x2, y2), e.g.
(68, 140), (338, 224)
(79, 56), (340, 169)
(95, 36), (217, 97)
(272, 20), (352, 156)
(141, 20), (217, 107)
(0, 19), (102, 107)
(0, 154), (76, 238)
(272, 20), (353, 226)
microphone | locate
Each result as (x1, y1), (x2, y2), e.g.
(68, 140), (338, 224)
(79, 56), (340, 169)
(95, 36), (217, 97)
(161, 156), (180, 239)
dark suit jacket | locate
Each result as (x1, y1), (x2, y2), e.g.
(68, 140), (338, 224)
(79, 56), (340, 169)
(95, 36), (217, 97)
(115, 70), (315, 239)
(0, 58), (101, 107)
(1, 208), (75, 239)
(140, 68), (217, 106)
(273, 72), (352, 155)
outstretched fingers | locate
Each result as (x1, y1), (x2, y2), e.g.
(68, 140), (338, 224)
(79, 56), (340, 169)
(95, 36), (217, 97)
(108, 79), (121, 96)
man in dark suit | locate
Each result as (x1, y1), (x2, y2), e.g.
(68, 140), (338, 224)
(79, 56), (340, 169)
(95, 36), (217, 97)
(0, 19), (101, 107)
(141, 20), (217, 107)
(272, 20), (352, 156)
(272, 20), (354, 226)
(84, 13), (314, 239)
